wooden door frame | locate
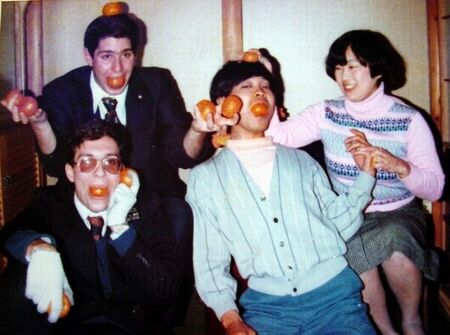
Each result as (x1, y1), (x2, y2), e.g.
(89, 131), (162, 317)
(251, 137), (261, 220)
(222, 0), (242, 62)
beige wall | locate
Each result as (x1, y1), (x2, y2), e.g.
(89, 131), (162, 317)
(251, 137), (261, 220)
(40, 0), (430, 181)
(42, 0), (222, 112)
(42, 0), (430, 114)
(243, 0), (429, 114)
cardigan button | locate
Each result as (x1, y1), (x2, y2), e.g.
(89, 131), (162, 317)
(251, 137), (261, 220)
(273, 217), (278, 223)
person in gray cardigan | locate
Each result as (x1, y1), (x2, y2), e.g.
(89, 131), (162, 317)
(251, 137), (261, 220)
(186, 61), (377, 335)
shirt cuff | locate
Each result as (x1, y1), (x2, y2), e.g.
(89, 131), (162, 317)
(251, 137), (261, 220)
(4, 231), (55, 263)
(108, 225), (136, 256)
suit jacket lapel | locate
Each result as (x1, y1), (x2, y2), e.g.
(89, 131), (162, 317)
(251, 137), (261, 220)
(125, 69), (156, 135)
(74, 66), (96, 126)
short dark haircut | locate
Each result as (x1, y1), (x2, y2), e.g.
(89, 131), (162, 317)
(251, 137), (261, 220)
(325, 30), (406, 92)
(84, 14), (139, 57)
(66, 120), (129, 165)
(209, 61), (276, 103)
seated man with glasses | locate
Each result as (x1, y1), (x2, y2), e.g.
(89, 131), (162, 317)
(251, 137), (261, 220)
(0, 120), (180, 334)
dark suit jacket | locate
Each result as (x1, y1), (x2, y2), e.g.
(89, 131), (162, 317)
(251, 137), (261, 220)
(38, 66), (214, 196)
(0, 185), (180, 334)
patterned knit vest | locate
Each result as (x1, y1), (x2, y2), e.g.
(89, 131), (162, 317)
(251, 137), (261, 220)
(321, 97), (416, 210)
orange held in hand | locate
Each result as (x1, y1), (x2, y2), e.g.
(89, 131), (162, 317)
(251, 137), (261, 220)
(4, 89), (22, 106)
(250, 103), (269, 117)
(47, 293), (71, 319)
(221, 95), (242, 118)
(102, 1), (127, 16)
(18, 96), (38, 117)
(89, 186), (109, 198)
(196, 100), (215, 121)
(211, 132), (230, 148)
(120, 167), (133, 187)
(106, 76), (126, 90)
(242, 51), (259, 63)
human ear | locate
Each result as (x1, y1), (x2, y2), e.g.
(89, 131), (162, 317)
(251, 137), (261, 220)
(65, 163), (75, 183)
(83, 48), (94, 66)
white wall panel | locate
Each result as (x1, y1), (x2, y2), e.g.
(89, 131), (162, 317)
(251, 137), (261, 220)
(42, 0), (222, 112)
(243, 0), (429, 114)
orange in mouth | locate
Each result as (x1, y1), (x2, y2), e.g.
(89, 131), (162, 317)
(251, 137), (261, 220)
(106, 76), (126, 89)
(250, 103), (269, 117)
(89, 186), (109, 198)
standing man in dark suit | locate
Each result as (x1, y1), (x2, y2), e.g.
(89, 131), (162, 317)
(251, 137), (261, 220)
(0, 120), (180, 334)
(1, 5), (226, 327)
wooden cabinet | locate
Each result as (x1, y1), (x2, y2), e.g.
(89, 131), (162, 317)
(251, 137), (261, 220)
(0, 121), (43, 228)
(428, 0), (450, 318)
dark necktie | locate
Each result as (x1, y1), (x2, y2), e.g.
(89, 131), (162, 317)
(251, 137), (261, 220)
(102, 97), (119, 124)
(87, 216), (104, 241)
(86, 215), (111, 297)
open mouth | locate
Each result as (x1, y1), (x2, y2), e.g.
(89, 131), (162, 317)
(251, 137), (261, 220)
(88, 186), (109, 198)
(106, 76), (126, 89)
(250, 102), (269, 117)
(343, 83), (355, 91)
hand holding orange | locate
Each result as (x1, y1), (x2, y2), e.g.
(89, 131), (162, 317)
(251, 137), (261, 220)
(196, 100), (216, 120)
(3, 90), (39, 117)
(47, 293), (71, 319)
(120, 167), (134, 187)
(3, 90), (22, 106)
(211, 132), (230, 148)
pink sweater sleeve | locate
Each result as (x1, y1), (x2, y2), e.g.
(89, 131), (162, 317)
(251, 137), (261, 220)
(266, 103), (323, 148)
(401, 113), (445, 201)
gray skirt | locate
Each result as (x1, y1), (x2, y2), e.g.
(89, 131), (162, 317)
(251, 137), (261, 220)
(345, 200), (439, 281)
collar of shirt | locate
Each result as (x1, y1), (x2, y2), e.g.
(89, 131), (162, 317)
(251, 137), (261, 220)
(74, 194), (108, 236)
(90, 71), (128, 125)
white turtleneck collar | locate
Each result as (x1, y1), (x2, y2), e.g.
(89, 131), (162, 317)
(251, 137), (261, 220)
(227, 136), (276, 196)
(344, 83), (393, 120)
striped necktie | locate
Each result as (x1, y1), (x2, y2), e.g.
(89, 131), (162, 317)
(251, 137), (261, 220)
(87, 216), (104, 241)
(102, 97), (119, 124)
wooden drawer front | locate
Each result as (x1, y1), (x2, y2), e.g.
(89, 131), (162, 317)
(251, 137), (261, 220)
(0, 126), (40, 227)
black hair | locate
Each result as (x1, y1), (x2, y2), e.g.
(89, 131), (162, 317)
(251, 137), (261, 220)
(209, 61), (276, 103)
(66, 120), (129, 165)
(325, 30), (406, 92)
(84, 14), (139, 57)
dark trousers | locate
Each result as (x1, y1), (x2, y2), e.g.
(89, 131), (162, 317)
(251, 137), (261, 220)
(0, 259), (172, 335)
(162, 196), (194, 327)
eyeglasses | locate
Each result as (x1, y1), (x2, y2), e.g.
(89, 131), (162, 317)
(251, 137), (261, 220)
(74, 155), (122, 174)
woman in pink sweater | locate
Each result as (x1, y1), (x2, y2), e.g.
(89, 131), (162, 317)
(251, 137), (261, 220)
(266, 30), (445, 335)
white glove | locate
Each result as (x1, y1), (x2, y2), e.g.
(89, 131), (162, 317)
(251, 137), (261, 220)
(26, 249), (74, 323)
(106, 170), (140, 238)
